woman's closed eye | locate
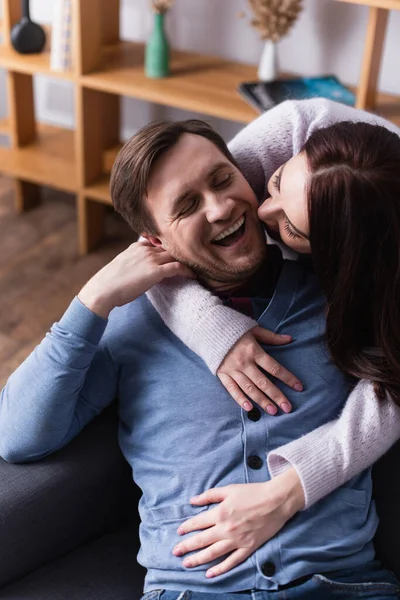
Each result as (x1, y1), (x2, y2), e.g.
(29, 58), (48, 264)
(283, 219), (299, 239)
(272, 173), (280, 190)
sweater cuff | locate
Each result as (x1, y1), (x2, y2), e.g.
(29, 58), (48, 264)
(57, 297), (108, 346)
(267, 426), (340, 509)
(188, 304), (257, 374)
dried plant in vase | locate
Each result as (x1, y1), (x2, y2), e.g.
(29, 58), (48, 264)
(151, 0), (174, 14)
(145, 0), (175, 78)
(247, 0), (303, 81)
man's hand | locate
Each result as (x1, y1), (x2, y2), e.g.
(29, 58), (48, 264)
(172, 468), (305, 578)
(217, 326), (303, 415)
(78, 240), (194, 318)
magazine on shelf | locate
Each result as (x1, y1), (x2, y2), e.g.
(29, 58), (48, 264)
(238, 75), (356, 113)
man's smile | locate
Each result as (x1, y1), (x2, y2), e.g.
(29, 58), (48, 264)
(211, 214), (246, 247)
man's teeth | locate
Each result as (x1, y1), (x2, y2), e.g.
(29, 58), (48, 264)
(213, 216), (245, 242)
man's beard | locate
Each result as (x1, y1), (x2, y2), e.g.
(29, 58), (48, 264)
(166, 241), (267, 287)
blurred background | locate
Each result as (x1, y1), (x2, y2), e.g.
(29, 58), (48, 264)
(0, 0), (399, 387)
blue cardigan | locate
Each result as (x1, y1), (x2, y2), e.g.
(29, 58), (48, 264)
(0, 259), (377, 593)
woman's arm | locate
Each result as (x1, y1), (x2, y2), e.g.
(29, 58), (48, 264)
(147, 276), (257, 374)
(268, 379), (400, 508)
(229, 97), (400, 200)
(148, 99), (398, 372)
(147, 279), (301, 412)
(170, 381), (400, 577)
(147, 99), (400, 406)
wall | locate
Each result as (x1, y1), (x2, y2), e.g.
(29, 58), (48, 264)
(0, 0), (399, 141)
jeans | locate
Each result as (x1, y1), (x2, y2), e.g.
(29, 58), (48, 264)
(141, 562), (400, 600)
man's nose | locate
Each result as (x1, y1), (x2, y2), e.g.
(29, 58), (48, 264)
(205, 193), (235, 222)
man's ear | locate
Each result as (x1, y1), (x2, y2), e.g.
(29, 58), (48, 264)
(141, 233), (164, 248)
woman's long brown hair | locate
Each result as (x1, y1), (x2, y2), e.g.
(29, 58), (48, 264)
(303, 121), (400, 405)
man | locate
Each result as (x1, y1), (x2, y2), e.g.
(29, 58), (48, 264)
(0, 110), (399, 599)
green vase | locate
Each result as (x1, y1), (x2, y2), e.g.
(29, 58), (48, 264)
(145, 13), (170, 79)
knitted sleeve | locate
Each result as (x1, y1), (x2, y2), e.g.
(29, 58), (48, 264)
(268, 380), (400, 508)
(147, 99), (400, 372)
(147, 277), (256, 374)
(228, 98), (400, 200)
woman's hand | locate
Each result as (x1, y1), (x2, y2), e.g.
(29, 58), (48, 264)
(217, 326), (303, 415)
(172, 468), (305, 578)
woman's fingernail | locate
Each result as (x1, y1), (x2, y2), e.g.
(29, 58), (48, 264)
(243, 401), (252, 411)
(177, 526), (185, 535)
(267, 405), (278, 415)
(281, 402), (291, 414)
(190, 495), (199, 503)
(173, 547), (182, 556)
(183, 559), (192, 568)
(294, 382), (303, 391)
(281, 334), (292, 339)
(206, 570), (215, 578)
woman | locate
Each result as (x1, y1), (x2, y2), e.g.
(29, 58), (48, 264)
(262, 119), (400, 407)
(145, 98), (400, 576)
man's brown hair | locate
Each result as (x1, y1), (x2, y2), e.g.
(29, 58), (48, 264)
(110, 119), (238, 235)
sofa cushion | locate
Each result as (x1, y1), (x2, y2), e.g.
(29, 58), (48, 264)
(0, 525), (145, 600)
(0, 405), (139, 588)
(373, 439), (400, 579)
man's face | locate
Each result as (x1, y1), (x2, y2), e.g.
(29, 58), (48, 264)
(145, 134), (267, 290)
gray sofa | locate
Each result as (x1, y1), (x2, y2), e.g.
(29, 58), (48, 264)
(0, 406), (145, 600)
(0, 404), (398, 599)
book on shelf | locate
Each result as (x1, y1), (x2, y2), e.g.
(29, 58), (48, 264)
(237, 75), (356, 113)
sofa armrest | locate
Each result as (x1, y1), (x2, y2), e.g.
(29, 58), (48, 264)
(0, 404), (140, 589)
(373, 439), (400, 580)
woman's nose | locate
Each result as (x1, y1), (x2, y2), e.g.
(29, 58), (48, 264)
(258, 196), (277, 223)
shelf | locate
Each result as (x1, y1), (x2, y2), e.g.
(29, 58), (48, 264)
(0, 0), (399, 256)
(82, 146), (120, 205)
(103, 144), (122, 174)
(84, 175), (112, 205)
(373, 93), (400, 126)
(0, 43), (75, 80)
(0, 118), (10, 135)
(336, 0), (400, 8)
(0, 124), (78, 192)
(345, 83), (400, 125)
(80, 42), (259, 124)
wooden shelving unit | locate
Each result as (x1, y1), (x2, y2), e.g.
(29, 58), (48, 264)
(0, 0), (261, 253)
(0, 123), (77, 192)
(0, 117), (9, 135)
(0, 0), (399, 253)
(335, 0), (400, 110)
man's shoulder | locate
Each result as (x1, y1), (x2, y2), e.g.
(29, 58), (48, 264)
(105, 293), (169, 343)
(108, 294), (153, 327)
(104, 294), (178, 362)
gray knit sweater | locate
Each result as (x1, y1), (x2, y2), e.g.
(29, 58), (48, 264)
(147, 99), (400, 507)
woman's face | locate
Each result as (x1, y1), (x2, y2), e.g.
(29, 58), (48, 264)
(258, 152), (312, 254)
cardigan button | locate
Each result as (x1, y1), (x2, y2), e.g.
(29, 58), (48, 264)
(262, 561), (276, 577)
(247, 455), (263, 470)
(247, 406), (261, 421)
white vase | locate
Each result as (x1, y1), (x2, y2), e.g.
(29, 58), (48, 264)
(257, 39), (278, 82)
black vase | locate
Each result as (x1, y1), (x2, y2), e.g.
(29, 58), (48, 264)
(11, 0), (46, 54)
